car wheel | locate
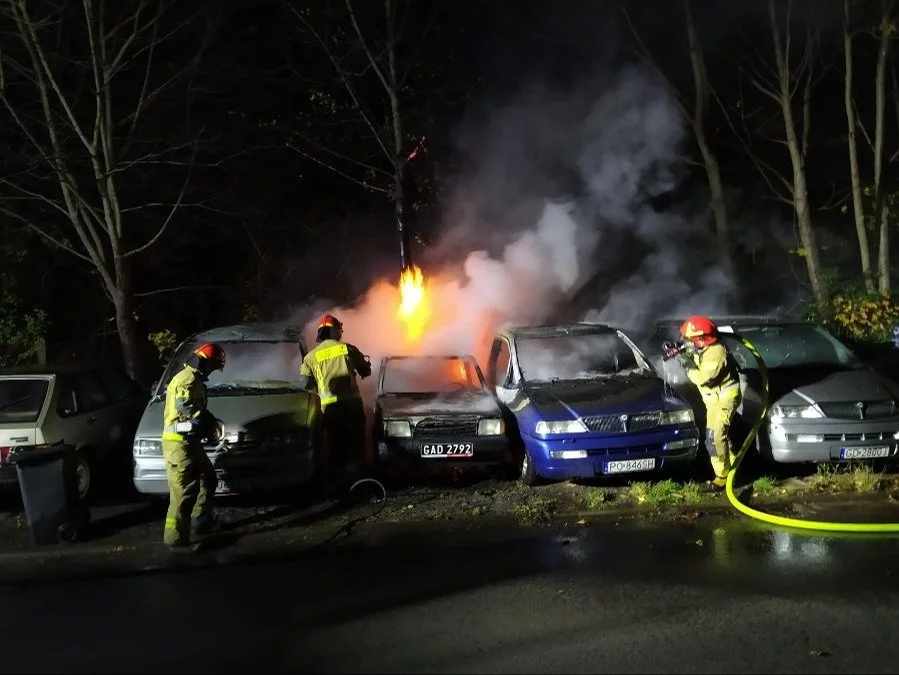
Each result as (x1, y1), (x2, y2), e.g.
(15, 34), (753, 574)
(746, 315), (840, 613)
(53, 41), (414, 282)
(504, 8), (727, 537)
(519, 448), (541, 487)
(75, 453), (92, 501)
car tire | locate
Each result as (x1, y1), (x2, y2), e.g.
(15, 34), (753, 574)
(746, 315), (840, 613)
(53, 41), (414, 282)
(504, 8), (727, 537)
(519, 448), (542, 487)
(75, 452), (93, 502)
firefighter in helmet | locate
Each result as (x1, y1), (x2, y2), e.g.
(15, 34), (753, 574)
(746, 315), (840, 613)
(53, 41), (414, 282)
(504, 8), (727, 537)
(161, 342), (226, 547)
(678, 315), (742, 487)
(300, 314), (371, 492)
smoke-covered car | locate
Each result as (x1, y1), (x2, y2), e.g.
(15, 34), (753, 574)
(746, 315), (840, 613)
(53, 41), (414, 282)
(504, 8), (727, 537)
(485, 323), (699, 485)
(372, 355), (513, 473)
(132, 324), (322, 497)
(650, 316), (899, 465)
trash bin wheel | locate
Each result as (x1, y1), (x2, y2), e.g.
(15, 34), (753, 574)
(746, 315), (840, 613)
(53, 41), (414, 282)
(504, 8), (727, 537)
(57, 522), (79, 543)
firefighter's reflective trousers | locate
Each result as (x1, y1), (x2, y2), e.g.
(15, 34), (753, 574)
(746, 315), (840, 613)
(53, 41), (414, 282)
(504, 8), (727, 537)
(701, 382), (742, 480)
(162, 437), (216, 546)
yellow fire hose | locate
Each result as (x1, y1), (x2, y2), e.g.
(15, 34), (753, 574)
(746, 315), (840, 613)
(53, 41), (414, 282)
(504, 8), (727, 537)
(722, 334), (899, 533)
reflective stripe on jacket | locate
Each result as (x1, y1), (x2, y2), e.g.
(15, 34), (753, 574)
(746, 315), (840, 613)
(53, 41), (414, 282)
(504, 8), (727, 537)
(300, 339), (367, 408)
(687, 343), (741, 401)
(162, 365), (207, 441)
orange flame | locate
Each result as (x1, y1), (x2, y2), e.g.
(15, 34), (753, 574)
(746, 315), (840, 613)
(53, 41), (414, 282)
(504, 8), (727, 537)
(398, 264), (430, 342)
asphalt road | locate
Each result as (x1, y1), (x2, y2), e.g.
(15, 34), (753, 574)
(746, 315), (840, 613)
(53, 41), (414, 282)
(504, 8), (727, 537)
(1, 517), (898, 674)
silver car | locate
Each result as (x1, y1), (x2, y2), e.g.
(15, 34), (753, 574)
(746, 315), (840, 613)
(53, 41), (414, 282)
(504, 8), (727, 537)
(132, 324), (322, 497)
(651, 316), (899, 465)
(0, 364), (147, 500)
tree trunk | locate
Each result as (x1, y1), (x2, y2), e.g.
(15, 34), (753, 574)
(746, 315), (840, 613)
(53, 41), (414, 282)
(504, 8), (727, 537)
(878, 202), (891, 293)
(843, 0), (875, 290)
(874, 2), (892, 294)
(112, 254), (142, 382)
(700, 144), (730, 263)
(385, 0), (409, 269)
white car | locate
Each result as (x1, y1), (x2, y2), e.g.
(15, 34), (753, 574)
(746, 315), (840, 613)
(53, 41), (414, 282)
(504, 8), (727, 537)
(0, 364), (148, 500)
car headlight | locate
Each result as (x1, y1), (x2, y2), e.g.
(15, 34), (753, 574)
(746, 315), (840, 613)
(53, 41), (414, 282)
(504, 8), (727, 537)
(662, 409), (694, 425)
(478, 418), (504, 435)
(133, 439), (162, 456)
(385, 420), (412, 437)
(535, 420), (588, 435)
(770, 404), (823, 421)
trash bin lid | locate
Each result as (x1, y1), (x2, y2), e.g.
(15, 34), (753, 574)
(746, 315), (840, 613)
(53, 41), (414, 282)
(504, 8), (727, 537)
(13, 444), (73, 467)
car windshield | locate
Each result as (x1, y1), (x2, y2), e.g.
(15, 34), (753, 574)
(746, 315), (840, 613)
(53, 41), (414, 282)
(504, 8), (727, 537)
(725, 324), (864, 370)
(159, 341), (305, 396)
(0, 378), (50, 424)
(515, 331), (650, 382)
(381, 357), (485, 395)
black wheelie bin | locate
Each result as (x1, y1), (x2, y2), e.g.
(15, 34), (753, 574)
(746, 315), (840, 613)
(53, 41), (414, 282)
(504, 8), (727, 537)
(14, 444), (90, 545)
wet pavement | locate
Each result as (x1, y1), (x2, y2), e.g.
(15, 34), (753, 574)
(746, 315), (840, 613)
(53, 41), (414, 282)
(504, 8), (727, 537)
(0, 516), (897, 673)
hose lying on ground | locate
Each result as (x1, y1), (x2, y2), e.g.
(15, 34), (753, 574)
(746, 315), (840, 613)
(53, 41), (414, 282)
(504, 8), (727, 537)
(721, 333), (899, 533)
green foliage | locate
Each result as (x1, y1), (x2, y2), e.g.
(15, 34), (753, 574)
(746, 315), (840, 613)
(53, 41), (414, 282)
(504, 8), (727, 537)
(148, 329), (179, 365)
(0, 244), (48, 367)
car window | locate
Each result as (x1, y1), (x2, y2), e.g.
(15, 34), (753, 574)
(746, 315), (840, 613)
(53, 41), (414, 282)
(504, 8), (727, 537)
(0, 378), (51, 424)
(516, 331), (650, 382)
(55, 376), (78, 418)
(733, 324), (864, 370)
(98, 368), (141, 402)
(492, 339), (512, 386)
(73, 370), (110, 413)
(381, 357), (485, 394)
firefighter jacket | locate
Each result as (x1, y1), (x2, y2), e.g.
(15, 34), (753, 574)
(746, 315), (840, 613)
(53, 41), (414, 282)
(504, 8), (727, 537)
(300, 339), (371, 409)
(686, 343), (741, 402)
(162, 364), (209, 441)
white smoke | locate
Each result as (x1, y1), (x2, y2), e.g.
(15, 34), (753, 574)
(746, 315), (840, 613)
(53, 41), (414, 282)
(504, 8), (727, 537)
(292, 64), (775, 404)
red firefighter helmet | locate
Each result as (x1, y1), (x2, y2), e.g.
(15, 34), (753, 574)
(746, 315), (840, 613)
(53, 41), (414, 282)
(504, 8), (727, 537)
(680, 315), (718, 348)
(317, 314), (343, 330)
(193, 342), (226, 371)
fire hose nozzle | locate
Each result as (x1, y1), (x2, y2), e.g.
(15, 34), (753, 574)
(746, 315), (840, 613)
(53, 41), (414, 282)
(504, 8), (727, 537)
(661, 340), (689, 361)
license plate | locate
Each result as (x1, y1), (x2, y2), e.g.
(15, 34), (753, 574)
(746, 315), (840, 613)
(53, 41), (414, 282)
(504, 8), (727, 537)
(421, 443), (474, 458)
(605, 458), (656, 474)
(215, 479), (231, 494)
(841, 446), (891, 460)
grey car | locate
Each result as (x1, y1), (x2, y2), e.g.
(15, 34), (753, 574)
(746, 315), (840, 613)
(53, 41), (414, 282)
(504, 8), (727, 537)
(132, 324), (322, 497)
(649, 316), (899, 465)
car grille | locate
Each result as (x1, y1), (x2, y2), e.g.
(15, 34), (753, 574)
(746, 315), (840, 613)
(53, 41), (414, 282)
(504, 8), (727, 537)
(822, 432), (893, 442)
(818, 400), (897, 420)
(414, 415), (479, 437)
(581, 411), (662, 433)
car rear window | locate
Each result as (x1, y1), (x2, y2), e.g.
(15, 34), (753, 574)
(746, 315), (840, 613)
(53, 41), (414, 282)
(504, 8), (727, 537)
(382, 357), (484, 394)
(0, 378), (51, 424)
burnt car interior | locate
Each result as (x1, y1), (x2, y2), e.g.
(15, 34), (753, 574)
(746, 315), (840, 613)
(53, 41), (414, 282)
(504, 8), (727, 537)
(515, 332), (648, 383)
(379, 356), (486, 397)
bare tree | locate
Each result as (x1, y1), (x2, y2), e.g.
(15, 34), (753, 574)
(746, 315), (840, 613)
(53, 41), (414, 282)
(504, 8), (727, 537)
(0, 0), (215, 380)
(283, 0), (435, 271)
(622, 0), (731, 266)
(723, 0), (829, 310)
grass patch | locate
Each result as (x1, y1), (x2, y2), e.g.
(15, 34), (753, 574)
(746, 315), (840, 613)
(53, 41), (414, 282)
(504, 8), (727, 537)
(628, 479), (687, 506)
(680, 481), (704, 505)
(806, 463), (884, 494)
(752, 475), (777, 496)
(583, 487), (615, 510)
(469, 506), (486, 518)
(850, 464), (883, 492)
(514, 497), (558, 526)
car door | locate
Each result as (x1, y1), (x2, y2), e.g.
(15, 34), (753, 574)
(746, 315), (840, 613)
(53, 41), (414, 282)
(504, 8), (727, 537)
(50, 370), (113, 453)
(487, 338), (518, 406)
(96, 367), (146, 446)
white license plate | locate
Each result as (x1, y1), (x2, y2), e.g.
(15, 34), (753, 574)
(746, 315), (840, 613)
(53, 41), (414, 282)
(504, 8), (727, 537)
(841, 446), (891, 460)
(215, 479), (231, 494)
(421, 443), (474, 458)
(605, 458), (657, 474)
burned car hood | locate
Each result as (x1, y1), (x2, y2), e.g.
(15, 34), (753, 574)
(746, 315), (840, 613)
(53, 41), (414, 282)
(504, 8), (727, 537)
(768, 366), (899, 406)
(523, 376), (677, 420)
(377, 392), (502, 417)
(135, 389), (317, 438)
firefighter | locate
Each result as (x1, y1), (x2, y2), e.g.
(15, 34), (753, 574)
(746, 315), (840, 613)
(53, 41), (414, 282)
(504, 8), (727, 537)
(300, 314), (371, 493)
(678, 315), (742, 488)
(161, 342), (226, 547)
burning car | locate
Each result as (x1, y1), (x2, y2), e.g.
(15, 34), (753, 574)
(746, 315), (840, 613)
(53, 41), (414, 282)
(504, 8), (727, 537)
(372, 355), (513, 474)
(485, 323), (699, 485)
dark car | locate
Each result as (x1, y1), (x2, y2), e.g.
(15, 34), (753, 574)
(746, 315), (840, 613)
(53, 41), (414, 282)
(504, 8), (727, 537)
(372, 355), (513, 474)
(485, 323), (699, 485)
(649, 316), (899, 465)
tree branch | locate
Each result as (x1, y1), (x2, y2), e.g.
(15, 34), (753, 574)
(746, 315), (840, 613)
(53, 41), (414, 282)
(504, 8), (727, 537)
(285, 142), (390, 193)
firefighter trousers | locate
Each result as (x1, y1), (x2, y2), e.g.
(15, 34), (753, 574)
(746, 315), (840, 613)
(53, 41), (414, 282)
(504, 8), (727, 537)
(321, 398), (366, 487)
(703, 394), (741, 480)
(162, 438), (216, 546)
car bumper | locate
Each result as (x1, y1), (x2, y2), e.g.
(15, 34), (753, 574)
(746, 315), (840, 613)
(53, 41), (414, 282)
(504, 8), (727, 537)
(522, 426), (699, 481)
(133, 445), (316, 496)
(767, 419), (899, 463)
(377, 435), (511, 469)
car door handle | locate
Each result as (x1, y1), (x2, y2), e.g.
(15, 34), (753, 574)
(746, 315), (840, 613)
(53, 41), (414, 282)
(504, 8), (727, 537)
(87, 416), (97, 425)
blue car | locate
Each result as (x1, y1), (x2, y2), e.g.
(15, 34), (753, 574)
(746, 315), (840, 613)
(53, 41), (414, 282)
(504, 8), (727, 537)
(485, 323), (699, 485)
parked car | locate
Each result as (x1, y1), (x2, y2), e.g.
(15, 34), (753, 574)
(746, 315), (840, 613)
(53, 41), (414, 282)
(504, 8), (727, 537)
(484, 323), (699, 485)
(132, 324), (322, 497)
(372, 354), (513, 475)
(0, 363), (147, 500)
(649, 316), (899, 465)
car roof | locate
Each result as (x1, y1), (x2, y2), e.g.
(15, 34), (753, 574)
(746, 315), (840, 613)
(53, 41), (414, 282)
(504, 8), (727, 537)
(384, 354), (476, 361)
(654, 314), (802, 328)
(0, 362), (124, 377)
(501, 323), (619, 340)
(189, 323), (304, 345)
